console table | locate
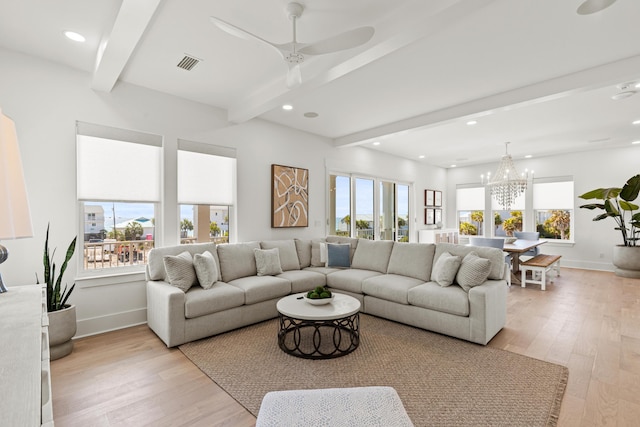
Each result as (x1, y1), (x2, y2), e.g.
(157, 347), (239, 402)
(0, 284), (54, 426)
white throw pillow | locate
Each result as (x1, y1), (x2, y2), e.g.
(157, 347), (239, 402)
(254, 248), (283, 276)
(163, 251), (197, 292)
(193, 251), (219, 290)
(432, 251), (462, 287)
(456, 251), (492, 292)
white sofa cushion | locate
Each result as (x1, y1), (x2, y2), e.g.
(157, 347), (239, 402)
(254, 248), (284, 276)
(294, 239), (312, 268)
(327, 269), (382, 294)
(147, 242), (219, 281)
(163, 252), (197, 292)
(431, 251), (462, 287)
(387, 243), (435, 281)
(362, 274), (425, 305)
(193, 251), (219, 289)
(310, 238), (327, 267)
(261, 240), (300, 271)
(351, 239), (394, 273)
(218, 242), (260, 282)
(228, 275), (291, 305)
(407, 282), (470, 316)
(456, 251), (492, 292)
(433, 243), (505, 281)
(184, 283), (245, 318)
(277, 270), (327, 293)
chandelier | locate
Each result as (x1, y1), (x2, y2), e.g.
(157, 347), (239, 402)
(482, 142), (529, 210)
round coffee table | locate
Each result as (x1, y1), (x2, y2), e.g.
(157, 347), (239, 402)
(276, 292), (361, 359)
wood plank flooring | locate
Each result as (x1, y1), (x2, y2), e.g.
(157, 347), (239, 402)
(51, 268), (640, 426)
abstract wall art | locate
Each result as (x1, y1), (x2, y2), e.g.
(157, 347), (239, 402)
(271, 164), (309, 228)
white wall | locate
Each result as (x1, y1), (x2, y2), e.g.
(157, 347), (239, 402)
(0, 47), (446, 336)
(445, 147), (639, 271)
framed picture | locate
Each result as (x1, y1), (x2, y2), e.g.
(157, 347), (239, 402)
(435, 208), (442, 224)
(425, 190), (434, 206)
(425, 208), (435, 225)
(434, 190), (442, 207)
(271, 164), (309, 228)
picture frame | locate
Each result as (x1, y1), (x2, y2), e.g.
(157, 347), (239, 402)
(425, 208), (435, 225)
(271, 164), (309, 228)
(434, 190), (442, 207)
(435, 208), (442, 224)
(425, 190), (434, 206)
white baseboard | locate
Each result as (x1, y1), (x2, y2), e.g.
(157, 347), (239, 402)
(560, 259), (614, 272)
(75, 307), (147, 339)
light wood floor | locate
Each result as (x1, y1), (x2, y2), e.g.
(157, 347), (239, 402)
(51, 268), (640, 426)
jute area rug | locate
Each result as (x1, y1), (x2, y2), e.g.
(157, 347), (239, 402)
(179, 315), (568, 426)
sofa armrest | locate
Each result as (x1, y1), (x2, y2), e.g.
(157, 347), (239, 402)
(467, 280), (507, 345)
(146, 280), (186, 347)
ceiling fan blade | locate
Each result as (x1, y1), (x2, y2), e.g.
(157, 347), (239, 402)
(286, 64), (302, 89)
(209, 16), (283, 56)
(298, 26), (375, 56)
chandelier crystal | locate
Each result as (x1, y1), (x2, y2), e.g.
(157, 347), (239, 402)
(486, 142), (528, 210)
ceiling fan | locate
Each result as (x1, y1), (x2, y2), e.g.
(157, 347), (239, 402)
(210, 2), (375, 88)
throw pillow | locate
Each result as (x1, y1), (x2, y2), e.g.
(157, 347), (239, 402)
(254, 248), (284, 276)
(163, 251), (197, 292)
(319, 242), (328, 263)
(327, 243), (351, 268)
(456, 251), (492, 292)
(193, 251), (219, 290)
(432, 251), (462, 287)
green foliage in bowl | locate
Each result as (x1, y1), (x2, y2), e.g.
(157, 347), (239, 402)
(306, 286), (332, 299)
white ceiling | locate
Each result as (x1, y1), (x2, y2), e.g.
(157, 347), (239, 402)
(1, 0), (639, 168)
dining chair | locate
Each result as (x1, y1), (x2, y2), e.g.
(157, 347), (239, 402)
(514, 231), (540, 258)
(468, 237), (512, 286)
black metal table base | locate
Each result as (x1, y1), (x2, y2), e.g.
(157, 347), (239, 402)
(278, 312), (360, 359)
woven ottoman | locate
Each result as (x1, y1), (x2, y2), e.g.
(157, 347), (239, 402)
(255, 386), (414, 426)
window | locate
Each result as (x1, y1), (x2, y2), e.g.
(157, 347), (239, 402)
(329, 173), (411, 241)
(177, 140), (236, 245)
(492, 192), (524, 237)
(456, 186), (485, 236)
(533, 179), (573, 240)
(329, 174), (351, 236)
(76, 122), (161, 272)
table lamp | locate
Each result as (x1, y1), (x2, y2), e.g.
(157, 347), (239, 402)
(0, 109), (33, 293)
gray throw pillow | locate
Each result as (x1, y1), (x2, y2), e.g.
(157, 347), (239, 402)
(456, 251), (492, 292)
(432, 251), (462, 287)
(254, 248), (283, 276)
(193, 251), (219, 290)
(327, 243), (350, 268)
(163, 251), (197, 292)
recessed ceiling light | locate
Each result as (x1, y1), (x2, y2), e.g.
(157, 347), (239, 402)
(632, 140), (640, 145)
(372, 141), (381, 146)
(524, 154), (532, 158)
(418, 155), (425, 159)
(450, 164), (457, 168)
(633, 119), (640, 125)
(64, 31), (86, 42)
(303, 112), (318, 118)
(611, 91), (636, 100)
(466, 120), (477, 126)
(282, 104), (293, 111)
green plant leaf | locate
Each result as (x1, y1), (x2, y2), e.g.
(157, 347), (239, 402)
(604, 200), (620, 216)
(620, 200), (639, 211)
(579, 187), (620, 200)
(620, 174), (640, 202)
(578, 203), (605, 210)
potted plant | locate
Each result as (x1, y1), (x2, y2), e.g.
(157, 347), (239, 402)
(579, 174), (640, 278)
(37, 224), (78, 360)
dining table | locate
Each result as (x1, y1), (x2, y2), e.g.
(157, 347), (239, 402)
(503, 239), (546, 284)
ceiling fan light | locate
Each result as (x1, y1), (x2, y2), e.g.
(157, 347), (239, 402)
(286, 65), (302, 89)
(577, 0), (616, 15)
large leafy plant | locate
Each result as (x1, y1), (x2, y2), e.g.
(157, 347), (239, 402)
(36, 224), (77, 312)
(579, 174), (640, 247)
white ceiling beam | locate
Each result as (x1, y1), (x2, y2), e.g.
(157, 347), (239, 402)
(334, 54), (640, 147)
(92, 0), (162, 92)
(227, 0), (497, 124)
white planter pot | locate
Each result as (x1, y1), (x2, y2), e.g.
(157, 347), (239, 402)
(613, 246), (640, 279)
(48, 304), (77, 360)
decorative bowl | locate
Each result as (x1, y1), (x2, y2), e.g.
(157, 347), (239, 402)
(303, 295), (334, 305)
(504, 237), (517, 244)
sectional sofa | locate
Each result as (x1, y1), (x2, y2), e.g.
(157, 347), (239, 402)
(145, 236), (509, 347)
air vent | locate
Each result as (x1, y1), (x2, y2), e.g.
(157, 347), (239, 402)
(177, 54), (201, 71)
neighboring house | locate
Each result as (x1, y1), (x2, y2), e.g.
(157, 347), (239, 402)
(84, 205), (105, 240)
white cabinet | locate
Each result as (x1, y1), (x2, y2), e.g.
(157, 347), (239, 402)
(0, 284), (53, 426)
(418, 228), (459, 244)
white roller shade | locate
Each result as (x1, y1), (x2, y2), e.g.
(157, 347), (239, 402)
(533, 181), (574, 210)
(77, 135), (161, 202)
(177, 150), (235, 205)
(456, 187), (485, 210)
